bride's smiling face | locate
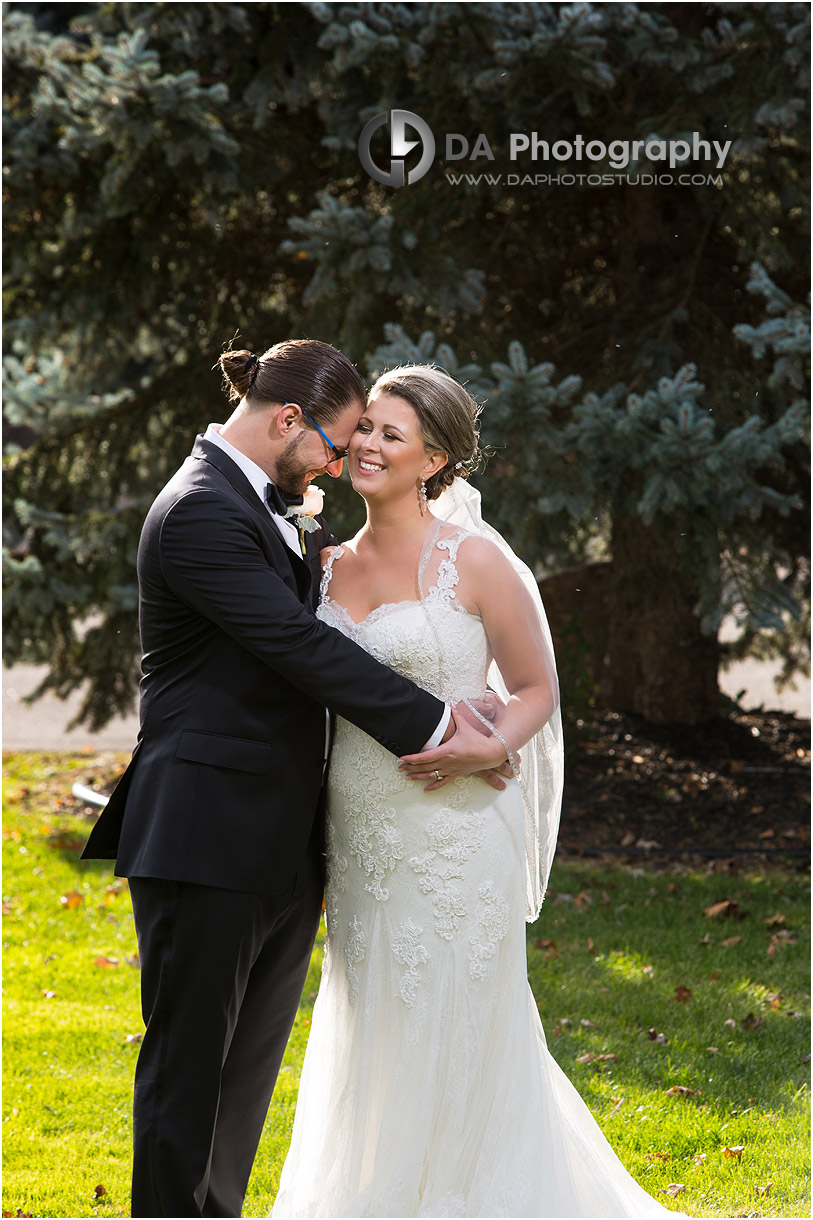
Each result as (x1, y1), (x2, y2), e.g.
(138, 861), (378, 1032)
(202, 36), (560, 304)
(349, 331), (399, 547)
(349, 393), (445, 502)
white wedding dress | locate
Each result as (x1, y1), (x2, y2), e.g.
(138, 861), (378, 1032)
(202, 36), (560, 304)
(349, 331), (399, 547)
(272, 525), (670, 1218)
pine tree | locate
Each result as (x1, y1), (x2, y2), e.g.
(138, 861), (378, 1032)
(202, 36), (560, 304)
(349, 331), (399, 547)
(3, 2), (809, 726)
(370, 292), (808, 722)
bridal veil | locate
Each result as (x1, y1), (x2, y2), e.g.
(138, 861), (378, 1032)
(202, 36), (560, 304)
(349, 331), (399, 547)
(422, 478), (565, 920)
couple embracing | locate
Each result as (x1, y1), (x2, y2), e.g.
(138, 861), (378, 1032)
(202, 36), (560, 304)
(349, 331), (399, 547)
(83, 339), (671, 1217)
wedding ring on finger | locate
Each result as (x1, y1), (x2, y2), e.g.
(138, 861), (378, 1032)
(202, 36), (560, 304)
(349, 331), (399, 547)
(434, 770), (444, 782)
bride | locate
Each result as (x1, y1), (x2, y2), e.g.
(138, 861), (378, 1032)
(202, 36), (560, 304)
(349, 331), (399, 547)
(272, 366), (672, 1217)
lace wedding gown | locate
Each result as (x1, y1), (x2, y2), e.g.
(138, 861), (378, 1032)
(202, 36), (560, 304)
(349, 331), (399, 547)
(272, 529), (670, 1218)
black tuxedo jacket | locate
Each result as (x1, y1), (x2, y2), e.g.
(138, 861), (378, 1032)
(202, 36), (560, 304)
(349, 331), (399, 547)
(81, 436), (444, 893)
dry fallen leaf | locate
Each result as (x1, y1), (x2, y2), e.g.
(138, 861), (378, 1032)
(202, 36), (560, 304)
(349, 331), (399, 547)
(764, 913), (787, 928)
(723, 1145), (745, 1160)
(703, 899), (747, 920)
(59, 890), (84, 910)
(645, 1151), (671, 1163)
(755, 1182), (773, 1197)
(674, 985), (693, 1003)
(93, 1185), (107, 1199)
(587, 937), (596, 954)
(534, 939), (558, 957)
(767, 930), (797, 956)
(580, 1018), (596, 1028)
(123, 1033), (143, 1045)
(661, 1184), (686, 1197)
(41, 990), (56, 1000)
(742, 1013), (764, 1030)
(692, 1153), (707, 1169)
(664, 1085), (701, 1098)
(93, 955), (120, 969)
(724, 1017), (737, 1029)
(707, 1046), (720, 1054)
(722, 936), (742, 947)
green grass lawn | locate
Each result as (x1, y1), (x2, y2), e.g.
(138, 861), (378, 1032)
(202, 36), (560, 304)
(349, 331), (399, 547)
(3, 751), (810, 1218)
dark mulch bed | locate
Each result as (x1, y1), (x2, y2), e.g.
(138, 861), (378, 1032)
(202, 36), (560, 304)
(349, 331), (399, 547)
(559, 706), (810, 862)
(34, 707), (809, 867)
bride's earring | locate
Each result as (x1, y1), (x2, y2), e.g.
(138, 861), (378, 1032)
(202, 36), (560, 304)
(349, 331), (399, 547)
(419, 477), (428, 514)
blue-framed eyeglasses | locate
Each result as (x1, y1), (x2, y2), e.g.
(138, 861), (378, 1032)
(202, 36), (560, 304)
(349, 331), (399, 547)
(291, 405), (349, 463)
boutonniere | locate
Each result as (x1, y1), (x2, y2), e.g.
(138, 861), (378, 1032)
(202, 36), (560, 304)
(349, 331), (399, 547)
(285, 484), (324, 534)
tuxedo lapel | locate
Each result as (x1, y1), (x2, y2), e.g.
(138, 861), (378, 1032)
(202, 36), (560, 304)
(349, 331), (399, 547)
(307, 528), (337, 610)
(190, 436), (314, 602)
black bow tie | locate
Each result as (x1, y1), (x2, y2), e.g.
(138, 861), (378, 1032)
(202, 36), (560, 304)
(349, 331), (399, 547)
(265, 483), (304, 516)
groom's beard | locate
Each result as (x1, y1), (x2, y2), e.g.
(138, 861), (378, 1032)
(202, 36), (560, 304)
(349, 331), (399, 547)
(274, 433), (313, 496)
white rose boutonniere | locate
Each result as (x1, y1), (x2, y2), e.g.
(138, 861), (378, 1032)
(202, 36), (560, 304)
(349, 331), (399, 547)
(286, 484), (324, 534)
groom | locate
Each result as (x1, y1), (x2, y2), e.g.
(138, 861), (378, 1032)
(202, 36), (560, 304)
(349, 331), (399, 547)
(82, 339), (504, 1218)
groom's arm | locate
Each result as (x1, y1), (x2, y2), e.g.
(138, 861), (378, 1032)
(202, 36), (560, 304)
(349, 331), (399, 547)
(155, 490), (445, 757)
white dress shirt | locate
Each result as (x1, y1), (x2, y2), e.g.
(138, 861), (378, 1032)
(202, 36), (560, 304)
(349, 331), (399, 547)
(202, 425), (450, 751)
(205, 423), (301, 554)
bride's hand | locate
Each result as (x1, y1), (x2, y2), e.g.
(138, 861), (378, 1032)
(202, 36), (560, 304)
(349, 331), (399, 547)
(398, 714), (511, 792)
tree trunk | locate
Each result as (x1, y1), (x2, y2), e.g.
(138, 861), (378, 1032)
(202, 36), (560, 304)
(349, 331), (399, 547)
(600, 514), (720, 724)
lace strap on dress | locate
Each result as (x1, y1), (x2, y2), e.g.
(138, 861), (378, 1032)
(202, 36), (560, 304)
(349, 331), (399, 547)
(425, 527), (472, 608)
(318, 545), (345, 604)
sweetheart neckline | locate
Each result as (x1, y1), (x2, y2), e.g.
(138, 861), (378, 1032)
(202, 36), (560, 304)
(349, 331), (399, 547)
(320, 594), (482, 630)
(319, 536), (482, 630)
(321, 595), (423, 629)
(317, 590), (480, 629)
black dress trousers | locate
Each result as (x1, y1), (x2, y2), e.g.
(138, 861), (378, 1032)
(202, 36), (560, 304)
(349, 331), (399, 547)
(129, 842), (323, 1218)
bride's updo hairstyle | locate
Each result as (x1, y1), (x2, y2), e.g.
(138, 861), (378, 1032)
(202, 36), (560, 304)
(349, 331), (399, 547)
(218, 339), (366, 427)
(369, 365), (483, 501)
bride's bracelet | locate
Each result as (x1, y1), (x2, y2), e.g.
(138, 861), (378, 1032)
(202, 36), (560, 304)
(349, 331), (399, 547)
(463, 699), (521, 780)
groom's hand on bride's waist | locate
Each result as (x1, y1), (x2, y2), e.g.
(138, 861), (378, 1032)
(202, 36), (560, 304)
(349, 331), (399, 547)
(398, 711), (514, 793)
(438, 691), (504, 744)
(456, 692), (506, 733)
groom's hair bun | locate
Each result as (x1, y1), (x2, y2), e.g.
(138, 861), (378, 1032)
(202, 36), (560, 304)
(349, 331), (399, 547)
(369, 365), (484, 501)
(217, 339), (366, 425)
